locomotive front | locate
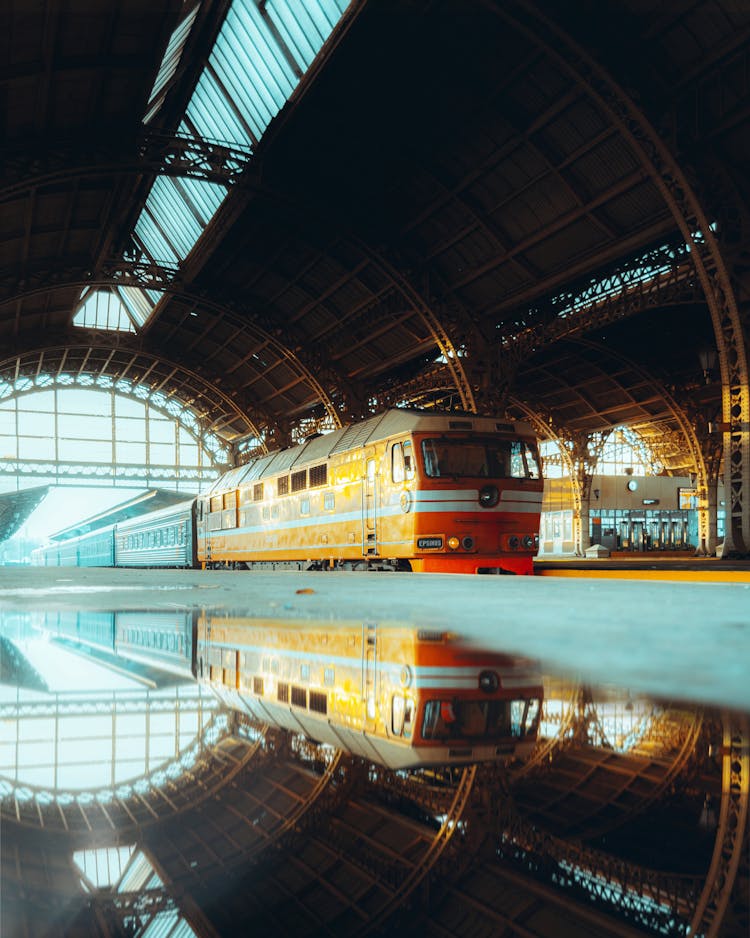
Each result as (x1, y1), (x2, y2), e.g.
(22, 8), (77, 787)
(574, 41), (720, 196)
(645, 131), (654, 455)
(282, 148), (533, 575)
(402, 416), (543, 574)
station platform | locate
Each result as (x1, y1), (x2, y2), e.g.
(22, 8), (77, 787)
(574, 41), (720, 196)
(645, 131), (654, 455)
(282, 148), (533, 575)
(1, 564), (749, 715)
(534, 553), (750, 582)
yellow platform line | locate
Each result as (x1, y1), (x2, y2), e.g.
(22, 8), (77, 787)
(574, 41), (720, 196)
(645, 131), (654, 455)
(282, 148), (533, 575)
(535, 568), (750, 582)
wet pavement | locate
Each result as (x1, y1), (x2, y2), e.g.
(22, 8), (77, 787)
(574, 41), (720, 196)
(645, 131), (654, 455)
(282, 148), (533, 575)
(1, 566), (748, 713)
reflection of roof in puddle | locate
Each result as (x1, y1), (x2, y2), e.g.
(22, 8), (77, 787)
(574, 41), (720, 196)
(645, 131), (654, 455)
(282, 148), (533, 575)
(0, 634), (48, 691)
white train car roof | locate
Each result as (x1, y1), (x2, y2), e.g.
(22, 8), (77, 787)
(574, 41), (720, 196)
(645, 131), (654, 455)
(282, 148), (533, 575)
(210, 409), (536, 493)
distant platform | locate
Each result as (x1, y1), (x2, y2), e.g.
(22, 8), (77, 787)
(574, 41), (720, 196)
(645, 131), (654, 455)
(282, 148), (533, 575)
(534, 553), (750, 581)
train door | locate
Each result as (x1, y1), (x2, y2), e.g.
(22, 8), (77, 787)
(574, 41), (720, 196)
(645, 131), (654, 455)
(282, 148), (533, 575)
(362, 622), (378, 727)
(363, 450), (378, 555)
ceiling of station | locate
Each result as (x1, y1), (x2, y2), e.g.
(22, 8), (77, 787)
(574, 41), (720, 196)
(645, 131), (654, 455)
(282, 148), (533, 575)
(1, 0), (748, 471)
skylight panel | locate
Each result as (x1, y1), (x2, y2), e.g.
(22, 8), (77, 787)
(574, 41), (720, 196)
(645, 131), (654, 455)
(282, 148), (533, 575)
(117, 286), (159, 328)
(73, 289), (136, 333)
(73, 845), (136, 889)
(144, 3), (201, 124)
(267, 0), (347, 70)
(131, 0), (352, 275)
(134, 208), (181, 265)
(175, 173), (226, 222)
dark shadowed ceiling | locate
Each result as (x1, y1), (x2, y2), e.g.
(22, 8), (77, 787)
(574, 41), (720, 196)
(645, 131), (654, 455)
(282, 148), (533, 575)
(1, 0), (748, 472)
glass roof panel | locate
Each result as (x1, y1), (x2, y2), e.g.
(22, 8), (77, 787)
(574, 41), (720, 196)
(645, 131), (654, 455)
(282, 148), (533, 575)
(134, 209), (181, 266)
(145, 4), (201, 124)
(267, 0), (348, 70)
(117, 285), (159, 328)
(132, 0), (351, 274)
(184, 67), (253, 147)
(73, 289), (137, 333)
(172, 170), (226, 225)
(73, 845), (136, 889)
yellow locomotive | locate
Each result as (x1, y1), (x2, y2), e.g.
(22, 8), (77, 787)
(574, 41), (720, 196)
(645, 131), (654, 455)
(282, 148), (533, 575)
(199, 408), (542, 575)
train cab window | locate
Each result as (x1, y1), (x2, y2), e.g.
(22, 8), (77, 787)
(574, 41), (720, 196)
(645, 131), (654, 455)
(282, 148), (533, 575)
(210, 495), (223, 513)
(403, 440), (415, 480)
(510, 441), (541, 479)
(324, 492), (335, 510)
(392, 443), (405, 483)
(511, 698), (541, 737)
(392, 696), (415, 738)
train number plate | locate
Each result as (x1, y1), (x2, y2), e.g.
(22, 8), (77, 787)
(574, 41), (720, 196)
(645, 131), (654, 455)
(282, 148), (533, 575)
(417, 537), (443, 549)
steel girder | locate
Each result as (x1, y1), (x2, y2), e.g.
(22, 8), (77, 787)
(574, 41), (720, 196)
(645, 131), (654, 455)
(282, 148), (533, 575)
(0, 130), (254, 206)
(495, 0), (750, 555)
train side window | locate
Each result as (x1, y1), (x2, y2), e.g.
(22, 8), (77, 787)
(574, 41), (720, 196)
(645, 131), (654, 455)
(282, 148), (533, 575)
(323, 667), (334, 686)
(403, 440), (415, 480)
(392, 696), (405, 735)
(324, 492), (335, 510)
(277, 476), (289, 496)
(300, 498), (310, 516)
(291, 470), (307, 492)
(403, 699), (414, 738)
(300, 664), (310, 682)
(262, 506), (270, 521)
(253, 483), (264, 501)
(271, 505), (279, 520)
(392, 443), (405, 483)
(309, 464), (327, 487)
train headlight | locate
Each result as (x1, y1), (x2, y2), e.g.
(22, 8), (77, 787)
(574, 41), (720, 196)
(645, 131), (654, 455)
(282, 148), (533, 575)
(522, 535), (534, 549)
(479, 484), (499, 508)
(479, 670), (500, 693)
(447, 536), (460, 550)
(509, 535), (520, 549)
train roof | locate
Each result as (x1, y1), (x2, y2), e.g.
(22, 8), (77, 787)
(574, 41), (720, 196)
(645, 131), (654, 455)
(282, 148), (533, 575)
(211, 409), (536, 492)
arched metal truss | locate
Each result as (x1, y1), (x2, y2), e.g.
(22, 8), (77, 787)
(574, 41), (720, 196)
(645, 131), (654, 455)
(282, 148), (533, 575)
(502, 235), (705, 357)
(351, 240), (478, 414)
(573, 339), (715, 554)
(0, 345), (262, 449)
(0, 129), (255, 206)
(0, 263), (343, 433)
(496, 0), (750, 554)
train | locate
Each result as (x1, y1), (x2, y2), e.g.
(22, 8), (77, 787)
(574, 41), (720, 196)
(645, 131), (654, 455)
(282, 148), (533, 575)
(31, 408), (543, 575)
(37, 609), (544, 771)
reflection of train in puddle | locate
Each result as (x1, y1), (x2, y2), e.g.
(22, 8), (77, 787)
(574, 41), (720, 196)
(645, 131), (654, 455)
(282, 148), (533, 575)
(198, 615), (543, 770)
(38, 610), (543, 771)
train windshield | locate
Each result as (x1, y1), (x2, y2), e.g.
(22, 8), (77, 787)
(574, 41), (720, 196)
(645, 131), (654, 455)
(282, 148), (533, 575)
(421, 438), (540, 479)
(421, 697), (541, 740)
